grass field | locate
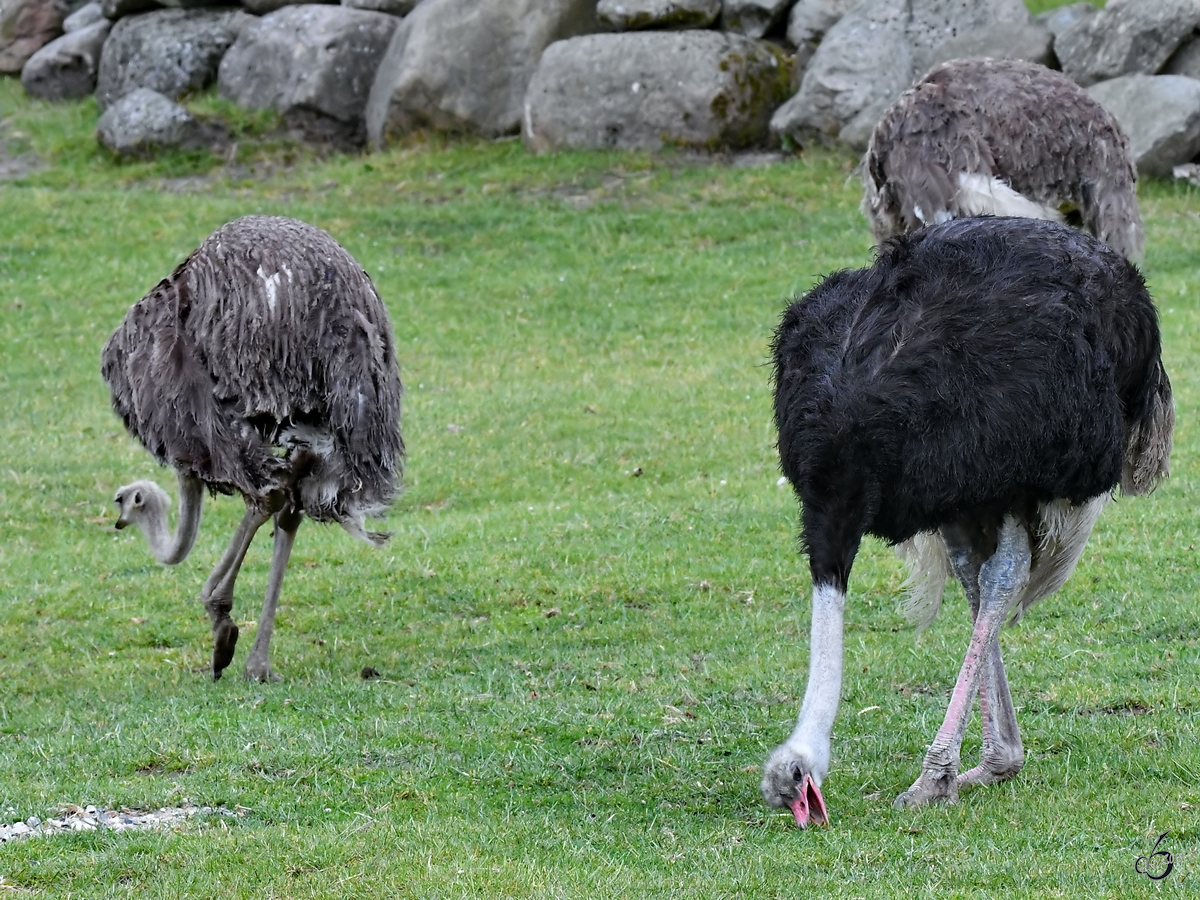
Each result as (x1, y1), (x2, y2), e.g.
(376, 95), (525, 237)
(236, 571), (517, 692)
(1, 56), (1198, 898)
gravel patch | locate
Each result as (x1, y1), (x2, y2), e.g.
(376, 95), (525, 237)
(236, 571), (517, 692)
(0, 804), (236, 842)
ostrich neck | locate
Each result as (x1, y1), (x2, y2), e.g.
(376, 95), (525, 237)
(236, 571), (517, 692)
(144, 473), (204, 565)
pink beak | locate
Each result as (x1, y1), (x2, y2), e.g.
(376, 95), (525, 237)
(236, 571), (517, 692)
(790, 774), (830, 828)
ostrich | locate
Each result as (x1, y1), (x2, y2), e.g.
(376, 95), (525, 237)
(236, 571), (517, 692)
(761, 217), (1173, 827)
(101, 215), (404, 682)
(862, 57), (1144, 261)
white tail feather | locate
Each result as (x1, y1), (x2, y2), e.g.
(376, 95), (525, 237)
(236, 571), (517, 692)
(1009, 495), (1108, 623)
(954, 172), (1064, 222)
(898, 532), (951, 631)
(897, 495), (1107, 631)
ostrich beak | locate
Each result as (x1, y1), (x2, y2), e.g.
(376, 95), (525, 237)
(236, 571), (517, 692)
(114, 518), (128, 530)
(790, 774), (830, 828)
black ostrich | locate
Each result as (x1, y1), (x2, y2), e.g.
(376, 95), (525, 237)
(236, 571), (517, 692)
(863, 58), (1144, 261)
(101, 215), (404, 682)
(761, 217), (1173, 827)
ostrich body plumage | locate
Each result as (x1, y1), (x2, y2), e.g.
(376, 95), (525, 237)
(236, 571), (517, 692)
(102, 215), (404, 681)
(763, 217), (1172, 825)
(862, 58), (1144, 260)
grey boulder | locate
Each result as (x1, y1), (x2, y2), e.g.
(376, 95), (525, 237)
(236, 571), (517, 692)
(1056, 0), (1200, 87)
(770, 0), (1032, 149)
(62, 1), (103, 32)
(924, 20), (1055, 72)
(95, 87), (210, 156)
(0, 0), (69, 73)
(1163, 35), (1200, 80)
(787, 0), (848, 48)
(365, 0), (597, 146)
(98, 0), (160, 20)
(341, 0), (416, 14)
(1088, 74), (1200, 176)
(96, 8), (255, 110)
(219, 4), (398, 147)
(522, 30), (792, 152)
(720, 0), (791, 38)
(20, 18), (110, 99)
(787, 0), (849, 77)
(241, 0), (333, 13)
(1033, 1), (1096, 38)
(597, 0), (720, 31)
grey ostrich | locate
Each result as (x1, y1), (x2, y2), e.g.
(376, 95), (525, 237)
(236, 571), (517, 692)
(762, 217), (1172, 827)
(101, 215), (404, 682)
(862, 57), (1144, 260)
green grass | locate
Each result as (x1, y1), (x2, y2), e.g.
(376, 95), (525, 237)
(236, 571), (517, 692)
(1, 74), (1198, 898)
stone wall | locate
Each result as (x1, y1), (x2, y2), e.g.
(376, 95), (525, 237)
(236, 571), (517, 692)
(3, 0), (1200, 173)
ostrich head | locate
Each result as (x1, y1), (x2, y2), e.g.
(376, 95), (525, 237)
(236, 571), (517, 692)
(111, 475), (203, 565)
(760, 742), (830, 828)
(113, 479), (170, 531)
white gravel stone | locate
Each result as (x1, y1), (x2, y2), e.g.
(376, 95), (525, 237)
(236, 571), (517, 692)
(0, 805), (233, 842)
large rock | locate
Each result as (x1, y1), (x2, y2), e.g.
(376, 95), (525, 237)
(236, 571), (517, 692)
(522, 31), (792, 152)
(220, 4), (398, 147)
(95, 86), (210, 156)
(0, 0), (68, 73)
(1056, 0), (1200, 87)
(787, 0), (848, 77)
(365, 0), (597, 146)
(1163, 35), (1200, 80)
(720, 0), (791, 38)
(1033, 1), (1096, 38)
(597, 0), (719, 31)
(242, 0), (333, 12)
(341, 0), (416, 14)
(1088, 74), (1200, 176)
(62, 0), (103, 32)
(95, 8), (255, 110)
(99, 0), (160, 19)
(924, 20), (1054, 72)
(20, 17), (109, 99)
(786, 0), (847, 48)
(770, 0), (1031, 149)
(101, 0), (217, 13)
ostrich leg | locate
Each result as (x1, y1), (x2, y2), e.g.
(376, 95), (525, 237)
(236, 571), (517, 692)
(242, 505), (302, 683)
(941, 524), (1024, 791)
(895, 515), (1030, 807)
(200, 505), (271, 680)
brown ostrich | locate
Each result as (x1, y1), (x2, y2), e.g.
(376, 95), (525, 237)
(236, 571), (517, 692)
(862, 57), (1144, 260)
(101, 215), (404, 682)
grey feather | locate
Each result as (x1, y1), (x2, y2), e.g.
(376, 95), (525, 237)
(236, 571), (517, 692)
(863, 58), (1144, 261)
(101, 215), (404, 543)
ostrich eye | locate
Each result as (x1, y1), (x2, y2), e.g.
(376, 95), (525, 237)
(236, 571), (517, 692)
(790, 763), (805, 782)
(133, 490), (143, 505)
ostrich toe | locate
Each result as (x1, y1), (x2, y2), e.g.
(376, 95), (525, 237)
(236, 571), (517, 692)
(894, 769), (959, 808)
(243, 658), (281, 683)
(211, 617), (239, 680)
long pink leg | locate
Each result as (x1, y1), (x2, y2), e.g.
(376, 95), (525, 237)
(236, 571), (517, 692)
(895, 515), (1030, 807)
(941, 526), (1025, 790)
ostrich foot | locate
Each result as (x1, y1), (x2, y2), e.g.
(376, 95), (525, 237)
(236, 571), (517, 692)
(243, 656), (281, 683)
(211, 617), (239, 681)
(894, 768), (959, 808)
(956, 752), (1023, 792)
